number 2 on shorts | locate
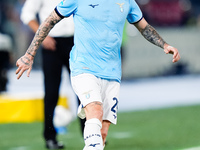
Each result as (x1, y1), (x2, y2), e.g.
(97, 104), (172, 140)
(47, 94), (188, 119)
(111, 97), (118, 113)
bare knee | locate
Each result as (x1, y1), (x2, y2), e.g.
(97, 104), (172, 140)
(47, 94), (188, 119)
(84, 101), (103, 121)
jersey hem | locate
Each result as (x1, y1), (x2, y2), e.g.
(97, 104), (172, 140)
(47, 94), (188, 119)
(70, 72), (121, 83)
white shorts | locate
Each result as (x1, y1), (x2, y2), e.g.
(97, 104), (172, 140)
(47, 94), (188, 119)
(71, 73), (120, 124)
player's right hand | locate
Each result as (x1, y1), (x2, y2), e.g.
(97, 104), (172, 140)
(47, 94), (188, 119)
(16, 54), (34, 79)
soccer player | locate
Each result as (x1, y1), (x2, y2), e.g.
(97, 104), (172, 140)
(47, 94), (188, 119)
(16, 0), (180, 149)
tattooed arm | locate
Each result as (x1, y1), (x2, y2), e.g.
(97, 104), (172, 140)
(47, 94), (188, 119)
(16, 10), (62, 79)
(133, 18), (180, 63)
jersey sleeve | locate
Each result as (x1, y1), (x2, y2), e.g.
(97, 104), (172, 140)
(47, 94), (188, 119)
(55, 0), (77, 17)
(127, 0), (143, 24)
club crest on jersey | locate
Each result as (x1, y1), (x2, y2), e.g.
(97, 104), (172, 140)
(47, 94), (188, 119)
(116, 3), (124, 12)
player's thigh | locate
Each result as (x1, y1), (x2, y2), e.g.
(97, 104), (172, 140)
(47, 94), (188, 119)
(71, 73), (102, 107)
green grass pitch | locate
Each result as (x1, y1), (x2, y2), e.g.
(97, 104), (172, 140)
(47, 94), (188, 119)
(0, 104), (200, 150)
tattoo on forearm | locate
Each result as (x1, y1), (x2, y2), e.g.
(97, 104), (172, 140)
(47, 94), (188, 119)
(26, 51), (34, 58)
(141, 24), (166, 49)
(26, 11), (62, 56)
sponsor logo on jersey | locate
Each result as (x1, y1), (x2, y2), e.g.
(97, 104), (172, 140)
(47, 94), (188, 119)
(89, 4), (99, 8)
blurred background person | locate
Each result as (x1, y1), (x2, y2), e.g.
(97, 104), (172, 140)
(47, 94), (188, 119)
(0, 33), (12, 93)
(20, 0), (85, 149)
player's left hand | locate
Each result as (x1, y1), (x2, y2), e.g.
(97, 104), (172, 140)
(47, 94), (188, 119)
(16, 54), (33, 79)
(164, 45), (180, 63)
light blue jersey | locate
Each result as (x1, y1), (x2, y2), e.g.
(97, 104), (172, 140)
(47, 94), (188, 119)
(55, 0), (142, 82)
